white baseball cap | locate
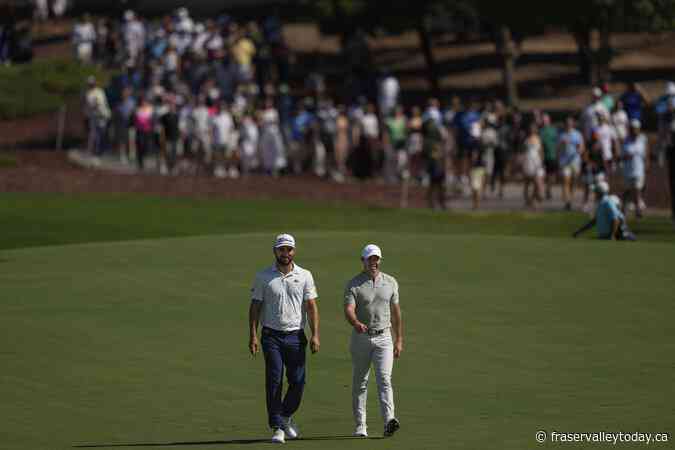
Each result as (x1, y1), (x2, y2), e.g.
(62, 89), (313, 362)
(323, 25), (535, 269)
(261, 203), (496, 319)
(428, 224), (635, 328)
(666, 82), (675, 96)
(274, 233), (295, 249)
(361, 244), (382, 260)
(592, 87), (603, 97)
(594, 180), (610, 194)
(630, 119), (641, 129)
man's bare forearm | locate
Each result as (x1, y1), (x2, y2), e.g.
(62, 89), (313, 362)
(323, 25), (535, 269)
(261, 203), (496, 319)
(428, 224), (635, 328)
(306, 299), (320, 338)
(249, 302), (261, 339)
(391, 304), (403, 343)
(344, 304), (359, 327)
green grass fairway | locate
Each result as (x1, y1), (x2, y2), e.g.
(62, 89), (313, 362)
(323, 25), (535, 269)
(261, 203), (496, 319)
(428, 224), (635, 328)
(1, 193), (674, 449)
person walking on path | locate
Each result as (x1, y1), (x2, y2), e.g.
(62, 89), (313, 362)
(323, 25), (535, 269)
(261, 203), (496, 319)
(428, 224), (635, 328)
(249, 234), (320, 444)
(344, 244), (402, 439)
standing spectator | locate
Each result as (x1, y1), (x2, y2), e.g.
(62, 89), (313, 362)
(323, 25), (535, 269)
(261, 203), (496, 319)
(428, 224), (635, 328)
(52, 0), (69, 19)
(378, 70), (400, 118)
(666, 94), (675, 223)
(239, 110), (260, 175)
(522, 122), (545, 207)
(72, 14), (96, 64)
(539, 113), (558, 199)
(471, 125), (489, 210)
(34, 0), (49, 22)
(289, 101), (314, 174)
(612, 99), (629, 143)
(582, 124), (609, 211)
(95, 18), (108, 65)
(260, 98), (287, 176)
(621, 119), (648, 218)
(122, 10), (145, 66)
(210, 101), (237, 178)
(406, 106), (424, 182)
(361, 103), (381, 178)
(620, 82), (649, 122)
(160, 97), (180, 174)
(84, 76), (111, 155)
(581, 87), (608, 141)
(334, 105), (350, 181)
(558, 117), (585, 211)
(455, 99), (481, 186)
(317, 98), (338, 178)
(422, 117), (447, 210)
(423, 97), (442, 126)
(133, 96), (154, 170)
(0, 20), (12, 66)
(231, 28), (256, 84)
(479, 113), (499, 197)
(114, 87), (136, 164)
(594, 112), (618, 172)
(191, 95), (212, 167)
(385, 106), (409, 181)
(491, 113), (511, 199)
(655, 82), (675, 167)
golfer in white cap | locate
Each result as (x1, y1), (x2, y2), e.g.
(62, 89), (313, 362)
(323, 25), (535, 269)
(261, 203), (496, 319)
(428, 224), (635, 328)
(344, 244), (402, 438)
(249, 234), (320, 444)
(573, 181), (634, 240)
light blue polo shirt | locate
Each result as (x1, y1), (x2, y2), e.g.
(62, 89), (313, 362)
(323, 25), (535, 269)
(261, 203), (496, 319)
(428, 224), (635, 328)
(558, 129), (584, 167)
(596, 195), (623, 239)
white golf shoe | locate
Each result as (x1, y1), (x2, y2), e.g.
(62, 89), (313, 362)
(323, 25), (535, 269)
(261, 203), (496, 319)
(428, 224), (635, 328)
(271, 428), (285, 444)
(353, 423), (368, 437)
(281, 416), (299, 439)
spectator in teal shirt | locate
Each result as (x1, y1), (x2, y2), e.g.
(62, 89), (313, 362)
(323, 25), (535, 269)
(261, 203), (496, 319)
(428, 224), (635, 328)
(539, 113), (558, 199)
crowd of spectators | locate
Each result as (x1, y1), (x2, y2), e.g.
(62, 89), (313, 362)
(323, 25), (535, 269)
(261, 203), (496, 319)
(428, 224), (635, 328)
(73, 7), (675, 220)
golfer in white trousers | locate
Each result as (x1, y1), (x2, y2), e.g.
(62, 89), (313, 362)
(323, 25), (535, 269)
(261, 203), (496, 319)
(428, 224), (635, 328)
(344, 244), (403, 438)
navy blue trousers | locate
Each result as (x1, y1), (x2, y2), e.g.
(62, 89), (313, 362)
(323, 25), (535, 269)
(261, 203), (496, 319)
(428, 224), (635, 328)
(261, 327), (307, 429)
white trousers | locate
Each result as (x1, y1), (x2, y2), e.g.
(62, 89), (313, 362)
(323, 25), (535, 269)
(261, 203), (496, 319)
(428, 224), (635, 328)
(350, 329), (395, 427)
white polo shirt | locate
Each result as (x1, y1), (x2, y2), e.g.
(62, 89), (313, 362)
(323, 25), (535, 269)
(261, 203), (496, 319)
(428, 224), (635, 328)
(251, 263), (318, 332)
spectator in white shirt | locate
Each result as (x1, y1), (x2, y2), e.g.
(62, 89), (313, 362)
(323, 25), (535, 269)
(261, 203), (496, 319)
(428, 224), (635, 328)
(72, 14), (96, 63)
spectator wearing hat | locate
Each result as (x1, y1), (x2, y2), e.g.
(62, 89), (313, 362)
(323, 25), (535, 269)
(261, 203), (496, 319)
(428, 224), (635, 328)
(558, 116), (585, 210)
(84, 76), (111, 155)
(539, 113), (559, 199)
(249, 234), (320, 444)
(573, 181), (635, 240)
(620, 119), (648, 218)
(581, 87), (609, 141)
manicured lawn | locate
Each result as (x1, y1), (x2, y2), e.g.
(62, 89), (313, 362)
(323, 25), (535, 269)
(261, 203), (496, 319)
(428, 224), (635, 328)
(1, 193), (673, 449)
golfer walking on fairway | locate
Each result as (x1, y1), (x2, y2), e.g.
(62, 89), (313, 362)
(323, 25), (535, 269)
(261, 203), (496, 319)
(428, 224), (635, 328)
(344, 244), (403, 438)
(249, 234), (320, 444)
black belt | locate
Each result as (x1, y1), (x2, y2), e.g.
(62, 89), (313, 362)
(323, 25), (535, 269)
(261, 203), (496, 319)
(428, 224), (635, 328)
(367, 328), (387, 336)
(263, 327), (302, 336)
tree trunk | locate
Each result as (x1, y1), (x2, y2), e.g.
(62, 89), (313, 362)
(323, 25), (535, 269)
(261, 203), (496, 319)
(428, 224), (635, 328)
(417, 22), (440, 98)
(574, 29), (597, 86)
(497, 26), (519, 107)
(597, 27), (612, 83)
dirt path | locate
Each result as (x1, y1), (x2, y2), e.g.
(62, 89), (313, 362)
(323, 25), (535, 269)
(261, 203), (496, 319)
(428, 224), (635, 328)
(0, 151), (671, 214)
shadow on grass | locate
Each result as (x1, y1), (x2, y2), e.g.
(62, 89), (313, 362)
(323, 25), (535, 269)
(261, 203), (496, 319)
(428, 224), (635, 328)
(74, 435), (383, 447)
